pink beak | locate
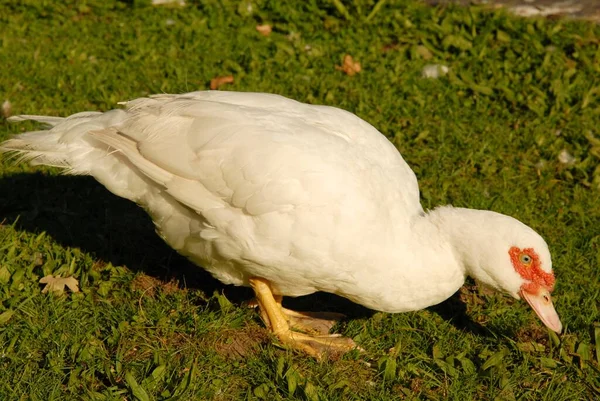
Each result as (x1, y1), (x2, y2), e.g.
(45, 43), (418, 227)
(520, 287), (562, 333)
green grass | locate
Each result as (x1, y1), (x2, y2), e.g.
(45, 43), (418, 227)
(1, 0), (600, 399)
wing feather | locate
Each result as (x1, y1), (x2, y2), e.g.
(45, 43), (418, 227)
(95, 92), (421, 225)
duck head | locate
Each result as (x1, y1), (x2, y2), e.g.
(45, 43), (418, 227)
(434, 207), (563, 333)
(507, 245), (561, 333)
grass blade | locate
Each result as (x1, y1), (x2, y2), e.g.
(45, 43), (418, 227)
(125, 371), (151, 401)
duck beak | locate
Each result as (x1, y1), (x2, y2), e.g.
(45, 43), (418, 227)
(520, 287), (562, 333)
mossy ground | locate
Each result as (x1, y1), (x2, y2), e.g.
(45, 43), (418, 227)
(1, 1), (599, 399)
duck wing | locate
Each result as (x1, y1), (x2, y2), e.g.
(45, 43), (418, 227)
(89, 91), (423, 293)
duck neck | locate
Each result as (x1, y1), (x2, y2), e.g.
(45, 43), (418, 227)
(353, 207), (468, 313)
(424, 206), (499, 290)
(339, 206), (502, 313)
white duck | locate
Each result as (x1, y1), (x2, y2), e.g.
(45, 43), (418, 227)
(0, 91), (562, 358)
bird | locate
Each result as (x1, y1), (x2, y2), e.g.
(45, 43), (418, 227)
(0, 91), (562, 358)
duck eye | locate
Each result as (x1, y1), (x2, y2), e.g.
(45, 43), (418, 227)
(520, 254), (532, 264)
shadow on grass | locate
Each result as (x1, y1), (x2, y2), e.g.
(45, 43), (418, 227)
(0, 172), (488, 332)
(0, 173), (237, 295)
(427, 291), (491, 337)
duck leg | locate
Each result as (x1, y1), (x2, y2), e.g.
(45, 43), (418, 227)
(248, 277), (361, 359)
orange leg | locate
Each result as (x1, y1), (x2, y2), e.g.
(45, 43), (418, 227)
(248, 277), (361, 359)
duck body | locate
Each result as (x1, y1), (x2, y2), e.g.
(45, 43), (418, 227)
(47, 91), (463, 312)
(1, 91), (562, 355)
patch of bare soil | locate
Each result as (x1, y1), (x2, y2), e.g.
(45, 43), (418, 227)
(130, 273), (181, 297)
(515, 322), (549, 345)
(213, 326), (270, 360)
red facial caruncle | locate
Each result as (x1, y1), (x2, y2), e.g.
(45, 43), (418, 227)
(509, 246), (555, 294)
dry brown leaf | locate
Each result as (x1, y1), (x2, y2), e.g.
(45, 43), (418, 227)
(416, 45), (433, 60)
(256, 24), (272, 36)
(152, 0), (185, 5)
(39, 275), (80, 294)
(382, 43), (399, 52)
(210, 75), (234, 90)
(2, 100), (11, 118)
(336, 54), (361, 76)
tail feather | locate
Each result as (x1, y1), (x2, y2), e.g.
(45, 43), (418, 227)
(2, 115), (71, 167)
(0, 130), (71, 168)
(1, 109), (128, 169)
(7, 115), (66, 126)
(0, 109), (152, 200)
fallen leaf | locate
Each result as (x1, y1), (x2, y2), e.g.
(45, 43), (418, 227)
(422, 64), (449, 79)
(210, 75), (234, 90)
(558, 149), (575, 165)
(1, 100), (11, 118)
(39, 275), (80, 294)
(416, 45), (433, 60)
(336, 54), (361, 76)
(256, 24), (272, 36)
(382, 43), (399, 52)
(152, 0), (185, 6)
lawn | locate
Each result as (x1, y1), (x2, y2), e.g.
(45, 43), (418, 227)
(1, 0), (600, 399)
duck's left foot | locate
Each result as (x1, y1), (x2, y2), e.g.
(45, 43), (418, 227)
(246, 296), (346, 335)
(248, 277), (361, 359)
(281, 331), (360, 359)
(280, 307), (345, 335)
